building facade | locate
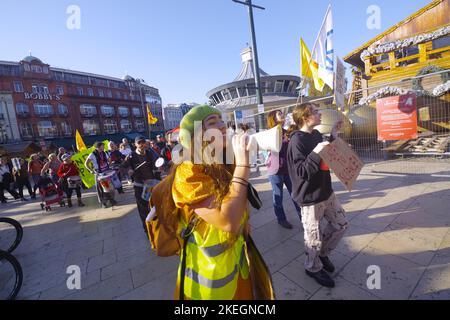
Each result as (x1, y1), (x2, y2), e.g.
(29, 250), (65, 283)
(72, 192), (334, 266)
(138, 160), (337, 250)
(163, 105), (184, 130)
(0, 56), (162, 148)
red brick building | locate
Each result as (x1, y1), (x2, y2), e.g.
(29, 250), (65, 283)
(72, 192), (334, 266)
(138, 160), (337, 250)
(0, 55), (163, 149)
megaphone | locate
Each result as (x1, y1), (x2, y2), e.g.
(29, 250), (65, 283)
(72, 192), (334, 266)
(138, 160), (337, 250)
(248, 125), (282, 152)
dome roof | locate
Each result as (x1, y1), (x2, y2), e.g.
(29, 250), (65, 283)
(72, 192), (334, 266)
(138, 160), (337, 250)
(22, 55), (43, 64)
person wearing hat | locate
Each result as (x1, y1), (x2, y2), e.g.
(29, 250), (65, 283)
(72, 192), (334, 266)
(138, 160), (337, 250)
(121, 136), (159, 232)
(85, 141), (117, 208)
(57, 154), (85, 207)
(151, 104), (273, 300)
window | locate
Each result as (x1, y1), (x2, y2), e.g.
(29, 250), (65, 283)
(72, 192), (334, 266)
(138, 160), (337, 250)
(82, 120), (100, 135)
(77, 87), (84, 95)
(106, 90), (112, 98)
(32, 85), (38, 94)
(103, 119), (118, 134)
(80, 104), (97, 116)
(31, 65), (42, 73)
(432, 36), (450, 50)
(229, 87), (238, 99)
(20, 122), (33, 138)
(56, 85), (64, 95)
(101, 105), (115, 117)
(16, 103), (29, 115)
(120, 119), (132, 133)
(61, 122), (72, 136)
(246, 83), (256, 96)
(115, 91), (121, 99)
(134, 119), (145, 132)
(98, 89), (104, 97)
(23, 64), (30, 72)
(58, 104), (68, 116)
(37, 121), (57, 137)
(274, 80), (284, 93)
(87, 88), (94, 97)
(118, 106), (129, 117)
(43, 66), (49, 74)
(221, 89), (231, 100)
(123, 93), (128, 100)
(132, 107), (142, 117)
(283, 80), (290, 93)
(264, 81), (274, 93)
(14, 81), (23, 92)
(34, 104), (54, 116)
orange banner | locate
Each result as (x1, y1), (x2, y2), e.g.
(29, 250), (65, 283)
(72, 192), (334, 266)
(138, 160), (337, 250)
(376, 94), (418, 141)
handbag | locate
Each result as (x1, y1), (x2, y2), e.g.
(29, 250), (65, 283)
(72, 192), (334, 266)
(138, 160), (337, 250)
(247, 183), (262, 210)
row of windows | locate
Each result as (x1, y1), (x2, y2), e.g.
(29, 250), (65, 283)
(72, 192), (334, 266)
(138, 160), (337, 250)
(79, 104), (144, 117)
(75, 86), (133, 100)
(19, 119), (146, 138)
(19, 121), (72, 138)
(15, 103), (149, 117)
(210, 80), (299, 104)
(81, 119), (145, 135)
(51, 72), (127, 89)
(16, 103), (69, 116)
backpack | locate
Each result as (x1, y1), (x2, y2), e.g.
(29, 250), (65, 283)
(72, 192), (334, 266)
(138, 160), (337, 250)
(146, 171), (184, 257)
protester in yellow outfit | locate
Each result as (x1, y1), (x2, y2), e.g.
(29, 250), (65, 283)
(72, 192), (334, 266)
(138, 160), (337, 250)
(153, 104), (274, 300)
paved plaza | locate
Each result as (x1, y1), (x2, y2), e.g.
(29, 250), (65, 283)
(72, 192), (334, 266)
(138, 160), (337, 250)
(1, 159), (450, 300)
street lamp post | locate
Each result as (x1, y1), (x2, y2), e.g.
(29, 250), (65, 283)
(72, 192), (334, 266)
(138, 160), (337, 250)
(232, 0), (265, 131)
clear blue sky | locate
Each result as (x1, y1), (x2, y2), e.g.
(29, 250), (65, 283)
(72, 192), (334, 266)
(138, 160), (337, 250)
(0, 0), (431, 105)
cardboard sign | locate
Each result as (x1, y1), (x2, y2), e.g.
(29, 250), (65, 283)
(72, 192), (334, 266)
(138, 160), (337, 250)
(376, 94), (418, 141)
(318, 137), (364, 191)
(71, 140), (109, 188)
(333, 56), (346, 111)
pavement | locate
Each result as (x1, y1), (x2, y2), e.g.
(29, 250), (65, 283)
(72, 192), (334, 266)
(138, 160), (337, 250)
(1, 158), (450, 300)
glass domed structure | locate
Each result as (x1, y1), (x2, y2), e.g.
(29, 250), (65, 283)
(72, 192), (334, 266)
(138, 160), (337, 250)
(206, 47), (301, 128)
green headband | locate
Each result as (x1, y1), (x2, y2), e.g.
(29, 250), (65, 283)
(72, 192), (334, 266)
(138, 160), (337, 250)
(179, 104), (222, 148)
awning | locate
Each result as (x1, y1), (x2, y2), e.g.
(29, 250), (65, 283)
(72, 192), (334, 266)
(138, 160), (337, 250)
(0, 141), (41, 157)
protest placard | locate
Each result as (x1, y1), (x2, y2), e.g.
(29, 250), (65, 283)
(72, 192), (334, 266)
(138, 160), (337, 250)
(318, 137), (364, 191)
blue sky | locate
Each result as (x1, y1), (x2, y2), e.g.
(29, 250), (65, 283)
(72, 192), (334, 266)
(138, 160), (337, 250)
(0, 0), (431, 104)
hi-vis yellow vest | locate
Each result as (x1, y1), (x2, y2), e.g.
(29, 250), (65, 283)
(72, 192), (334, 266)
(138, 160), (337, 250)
(179, 218), (250, 300)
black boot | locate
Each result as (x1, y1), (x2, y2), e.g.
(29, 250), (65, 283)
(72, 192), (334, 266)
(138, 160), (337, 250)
(319, 256), (335, 273)
(305, 269), (335, 288)
(77, 198), (85, 207)
(67, 198), (73, 207)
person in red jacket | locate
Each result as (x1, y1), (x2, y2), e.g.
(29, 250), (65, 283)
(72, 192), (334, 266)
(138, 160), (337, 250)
(57, 154), (85, 207)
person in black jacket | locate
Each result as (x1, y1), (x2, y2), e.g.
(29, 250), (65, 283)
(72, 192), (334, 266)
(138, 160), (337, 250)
(286, 102), (347, 288)
(121, 136), (159, 233)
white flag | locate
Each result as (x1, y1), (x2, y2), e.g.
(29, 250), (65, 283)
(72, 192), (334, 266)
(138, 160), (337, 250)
(311, 4), (334, 90)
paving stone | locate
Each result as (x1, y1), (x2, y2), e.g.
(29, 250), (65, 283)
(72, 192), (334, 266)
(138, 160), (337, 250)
(339, 246), (424, 300)
(271, 272), (310, 300)
(310, 276), (380, 300)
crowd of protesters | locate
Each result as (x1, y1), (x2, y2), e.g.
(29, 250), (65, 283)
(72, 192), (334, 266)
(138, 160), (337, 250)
(0, 135), (176, 206)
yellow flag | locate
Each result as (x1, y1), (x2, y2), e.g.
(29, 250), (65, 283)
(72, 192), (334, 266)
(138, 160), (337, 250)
(147, 103), (158, 124)
(301, 38), (325, 92)
(75, 129), (87, 152)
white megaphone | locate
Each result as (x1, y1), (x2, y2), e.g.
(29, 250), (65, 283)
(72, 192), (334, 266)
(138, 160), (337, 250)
(248, 125), (282, 152)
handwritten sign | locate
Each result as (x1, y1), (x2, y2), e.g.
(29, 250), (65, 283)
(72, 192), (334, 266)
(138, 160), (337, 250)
(318, 137), (364, 191)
